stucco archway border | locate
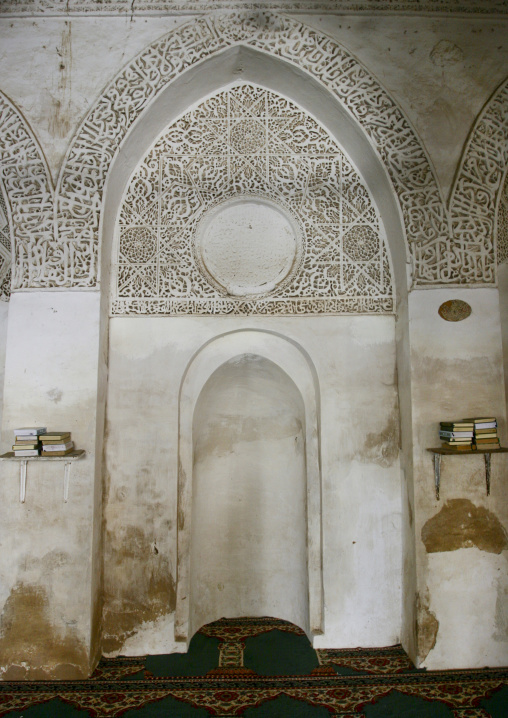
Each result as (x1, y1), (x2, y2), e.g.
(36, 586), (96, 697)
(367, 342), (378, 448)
(0, 91), (53, 292)
(176, 329), (322, 645)
(2, 15), (504, 290)
(47, 10), (469, 292)
(451, 76), (508, 275)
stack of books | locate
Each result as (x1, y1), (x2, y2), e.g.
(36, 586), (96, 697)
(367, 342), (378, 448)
(12, 427), (47, 456)
(468, 417), (500, 450)
(40, 432), (74, 456)
(439, 420), (474, 450)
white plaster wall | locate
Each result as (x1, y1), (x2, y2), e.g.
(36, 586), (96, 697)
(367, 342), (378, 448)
(0, 291), (103, 678)
(191, 356), (309, 636)
(103, 315), (402, 654)
(408, 288), (508, 669)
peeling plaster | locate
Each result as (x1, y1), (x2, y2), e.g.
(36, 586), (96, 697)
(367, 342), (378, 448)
(422, 499), (508, 554)
(102, 526), (176, 654)
(362, 410), (400, 468)
(416, 592), (439, 662)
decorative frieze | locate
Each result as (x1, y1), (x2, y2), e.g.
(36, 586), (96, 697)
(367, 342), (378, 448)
(57, 12), (447, 292)
(0, 13), (505, 293)
(112, 84), (394, 315)
(1, 1), (506, 15)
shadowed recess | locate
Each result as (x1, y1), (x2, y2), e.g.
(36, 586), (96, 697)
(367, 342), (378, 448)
(480, 684), (508, 717)
(243, 693), (331, 717)
(145, 632), (220, 677)
(363, 689), (454, 717)
(243, 629), (320, 675)
(0, 697), (89, 717)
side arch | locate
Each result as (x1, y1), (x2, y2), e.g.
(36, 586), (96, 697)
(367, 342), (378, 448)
(450, 76), (508, 282)
(53, 11), (454, 293)
(0, 91), (53, 290)
(176, 329), (322, 645)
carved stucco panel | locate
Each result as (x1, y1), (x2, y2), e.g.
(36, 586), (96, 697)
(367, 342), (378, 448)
(0, 92), (54, 292)
(497, 171), (508, 265)
(451, 79), (508, 275)
(112, 84), (394, 315)
(0, 13), (505, 292)
(55, 12), (451, 292)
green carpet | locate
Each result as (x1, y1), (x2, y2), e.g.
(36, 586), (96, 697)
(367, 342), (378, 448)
(0, 617), (506, 717)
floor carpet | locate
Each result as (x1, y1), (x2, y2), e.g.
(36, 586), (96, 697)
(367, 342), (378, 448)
(0, 617), (507, 717)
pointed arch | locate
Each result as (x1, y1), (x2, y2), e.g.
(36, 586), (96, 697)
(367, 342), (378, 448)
(0, 90), (54, 290)
(51, 11), (458, 293)
(450, 76), (508, 279)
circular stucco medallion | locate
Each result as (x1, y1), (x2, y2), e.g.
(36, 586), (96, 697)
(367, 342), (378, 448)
(438, 299), (472, 322)
(195, 197), (302, 297)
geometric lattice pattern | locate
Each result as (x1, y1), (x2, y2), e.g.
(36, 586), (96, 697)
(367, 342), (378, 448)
(112, 84), (394, 315)
(1, 14), (506, 291)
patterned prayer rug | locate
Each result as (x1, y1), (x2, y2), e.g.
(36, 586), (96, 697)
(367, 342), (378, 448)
(0, 617), (507, 717)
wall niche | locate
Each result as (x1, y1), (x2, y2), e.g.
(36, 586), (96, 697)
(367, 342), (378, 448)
(190, 354), (309, 636)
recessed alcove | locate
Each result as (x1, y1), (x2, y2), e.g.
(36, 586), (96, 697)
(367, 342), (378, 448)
(190, 354), (309, 635)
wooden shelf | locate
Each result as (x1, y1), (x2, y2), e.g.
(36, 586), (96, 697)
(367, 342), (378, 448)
(0, 450), (85, 461)
(426, 447), (508, 456)
(426, 447), (507, 500)
(0, 450), (85, 502)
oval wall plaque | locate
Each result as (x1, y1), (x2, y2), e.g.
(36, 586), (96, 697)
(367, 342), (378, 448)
(438, 299), (472, 322)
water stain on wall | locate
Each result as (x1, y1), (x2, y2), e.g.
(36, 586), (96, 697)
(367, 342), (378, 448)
(0, 583), (88, 680)
(416, 592), (439, 662)
(194, 415), (305, 462)
(102, 525), (176, 654)
(422, 499), (508, 554)
(48, 21), (72, 139)
(362, 410), (400, 467)
(494, 571), (508, 641)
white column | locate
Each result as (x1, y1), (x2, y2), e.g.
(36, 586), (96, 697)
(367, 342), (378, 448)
(0, 290), (105, 680)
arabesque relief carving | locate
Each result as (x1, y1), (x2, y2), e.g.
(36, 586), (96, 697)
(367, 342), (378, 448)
(0, 190), (12, 300)
(0, 14), (506, 294)
(497, 172), (508, 265)
(112, 85), (393, 315)
(451, 78), (508, 279)
(0, 92), (53, 291)
(58, 12), (450, 290)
